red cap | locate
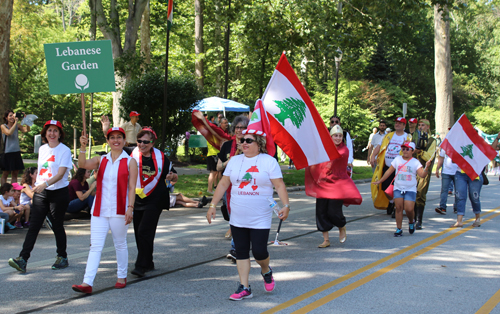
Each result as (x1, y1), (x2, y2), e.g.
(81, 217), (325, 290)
(395, 117), (407, 124)
(106, 127), (126, 138)
(409, 118), (418, 124)
(44, 120), (63, 129)
(129, 111), (141, 117)
(401, 141), (416, 150)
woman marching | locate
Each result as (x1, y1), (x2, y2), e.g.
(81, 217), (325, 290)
(99, 118), (179, 277)
(305, 125), (362, 248)
(207, 112), (290, 301)
(1, 110), (31, 185)
(9, 120), (73, 273)
(127, 127), (178, 277)
(373, 141), (432, 236)
(72, 127), (137, 293)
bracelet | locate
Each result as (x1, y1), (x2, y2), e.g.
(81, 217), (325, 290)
(45, 181), (49, 187)
(209, 203), (216, 208)
(127, 205), (134, 208)
(79, 150), (87, 153)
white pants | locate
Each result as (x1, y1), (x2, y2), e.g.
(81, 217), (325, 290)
(83, 215), (129, 286)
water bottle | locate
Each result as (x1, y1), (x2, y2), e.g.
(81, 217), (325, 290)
(267, 196), (281, 217)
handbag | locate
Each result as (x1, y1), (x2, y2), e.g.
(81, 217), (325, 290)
(482, 167), (489, 185)
(0, 133), (6, 170)
(384, 158), (412, 198)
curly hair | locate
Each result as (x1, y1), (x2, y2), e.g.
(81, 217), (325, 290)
(231, 115), (250, 133)
(21, 167), (37, 185)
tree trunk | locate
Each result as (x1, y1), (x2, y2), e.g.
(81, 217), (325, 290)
(0, 0), (14, 113)
(94, 0), (148, 126)
(194, 0), (204, 88)
(434, 4), (453, 138)
(140, 1), (151, 65)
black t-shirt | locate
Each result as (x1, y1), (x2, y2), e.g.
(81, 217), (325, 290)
(217, 140), (233, 163)
(123, 147), (176, 211)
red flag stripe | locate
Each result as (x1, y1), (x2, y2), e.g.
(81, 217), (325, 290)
(458, 115), (497, 160)
(274, 53), (339, 161)
(440, 138), (479, 180)
(268, 112), (308, 169)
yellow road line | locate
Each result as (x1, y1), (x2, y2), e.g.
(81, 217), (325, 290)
(476, 285), (500, 313)
(292, 210), (500, 314)
(262, 208), (499, 314)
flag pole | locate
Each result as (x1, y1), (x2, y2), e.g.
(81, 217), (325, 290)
(81, 93), (86, 137)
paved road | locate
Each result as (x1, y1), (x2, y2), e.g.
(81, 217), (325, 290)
(2, 174), (500, 313)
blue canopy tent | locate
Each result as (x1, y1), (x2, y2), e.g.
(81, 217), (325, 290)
(193, 96), (250, 116)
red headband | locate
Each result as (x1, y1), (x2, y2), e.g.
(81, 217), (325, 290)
(142, 127), (157, 139)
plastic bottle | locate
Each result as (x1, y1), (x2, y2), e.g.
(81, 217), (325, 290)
(267, 196), (281, 217)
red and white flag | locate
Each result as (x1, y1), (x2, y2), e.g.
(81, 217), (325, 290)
(245, 99), (276, 157)
(262, 52), (339, 169)
(440, 114), (496, 180)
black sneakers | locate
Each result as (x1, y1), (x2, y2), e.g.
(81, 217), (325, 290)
(52, 256), (69, 270)
(387, 202), (395, 215)
(226, 249), (236, 263)
(9, 257), (27, 273)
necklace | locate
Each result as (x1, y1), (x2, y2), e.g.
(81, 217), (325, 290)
(236, 154), (260, 183)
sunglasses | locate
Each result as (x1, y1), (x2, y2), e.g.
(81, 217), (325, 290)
(401, 147), (412, 151)
(240, 138), (256, 144)
(234, 126), (246, 130)
(330, 120), (340, 124)
(137, 140), (153, 144)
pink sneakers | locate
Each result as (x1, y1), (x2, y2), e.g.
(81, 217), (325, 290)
(229, 284), (253, 301)
(262, 267), (275, 292)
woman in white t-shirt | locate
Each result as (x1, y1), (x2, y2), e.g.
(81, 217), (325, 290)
(9, 120), (73, 273)
(374, 141), (431, 237)
(207, 129), (290, 301)
(72, 127), (138, 294)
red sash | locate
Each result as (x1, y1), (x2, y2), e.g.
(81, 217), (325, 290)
(93, 156), (129, 217)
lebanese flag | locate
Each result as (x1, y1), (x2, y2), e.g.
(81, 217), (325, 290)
(245, 99), (276, 157)
(191, 110), (232, 151)
(167, 0), (173, 30)
(440, 114), (497, 180)
(262, 52), (339, 169)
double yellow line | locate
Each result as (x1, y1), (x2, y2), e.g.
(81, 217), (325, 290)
(263, 208), (500, 314)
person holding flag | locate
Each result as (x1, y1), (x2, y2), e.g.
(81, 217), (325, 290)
(441, 115), (496, 228)
(305, 125), (362, 248)
(206, 100), (289, 301)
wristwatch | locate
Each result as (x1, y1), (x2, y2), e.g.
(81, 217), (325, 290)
(284, 204), (290, 210)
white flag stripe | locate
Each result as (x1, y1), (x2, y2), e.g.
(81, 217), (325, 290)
(446, 122), (490, 176)
(262, 70), (330, 165)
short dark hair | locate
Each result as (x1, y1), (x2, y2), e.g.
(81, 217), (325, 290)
(136, 129), (155, 142)
(379, 120), (387, 126)
(40, 124), (65, 143)
(3, 110), (13, 123)
(330, 115), (340, 122)
(0, 183), (13, 195)
(73, 168), (87, 183)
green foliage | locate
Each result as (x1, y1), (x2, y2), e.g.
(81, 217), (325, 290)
(119, 71), (204, 157)
(471, 106), (500, 134)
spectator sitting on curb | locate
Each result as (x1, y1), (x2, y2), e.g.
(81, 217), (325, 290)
(12, 183), (30, 228)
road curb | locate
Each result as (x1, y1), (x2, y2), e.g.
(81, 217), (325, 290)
(280, 178), (372, 193)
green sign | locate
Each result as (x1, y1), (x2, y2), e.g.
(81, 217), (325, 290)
(44, 40), (116, 95)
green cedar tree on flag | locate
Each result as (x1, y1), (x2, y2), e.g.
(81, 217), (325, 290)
(262, 52), (340, 169)
(440, 114), (497, 180)
(167, 0), (173, 30)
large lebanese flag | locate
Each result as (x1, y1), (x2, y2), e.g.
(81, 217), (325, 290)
(440, 114), (496, 180)
(262, 52), (339, 169)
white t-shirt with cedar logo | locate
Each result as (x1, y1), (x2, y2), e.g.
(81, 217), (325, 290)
(385, 133), (408, 167)
(35, 143), (73, 190)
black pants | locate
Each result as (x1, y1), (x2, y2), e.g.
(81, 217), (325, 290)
(133, 207), (163, 270)
(20, 187), (69, 261)
(316, 199), (346, 232)
(230, 225), (270, 260)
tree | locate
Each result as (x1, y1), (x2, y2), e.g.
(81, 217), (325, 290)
(194, 0), (204, 88)
(119, 71), (204, 157)
(0, 0), (14, 114)
(92, 0), (149, 126)
(434, 4), (454, 138)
